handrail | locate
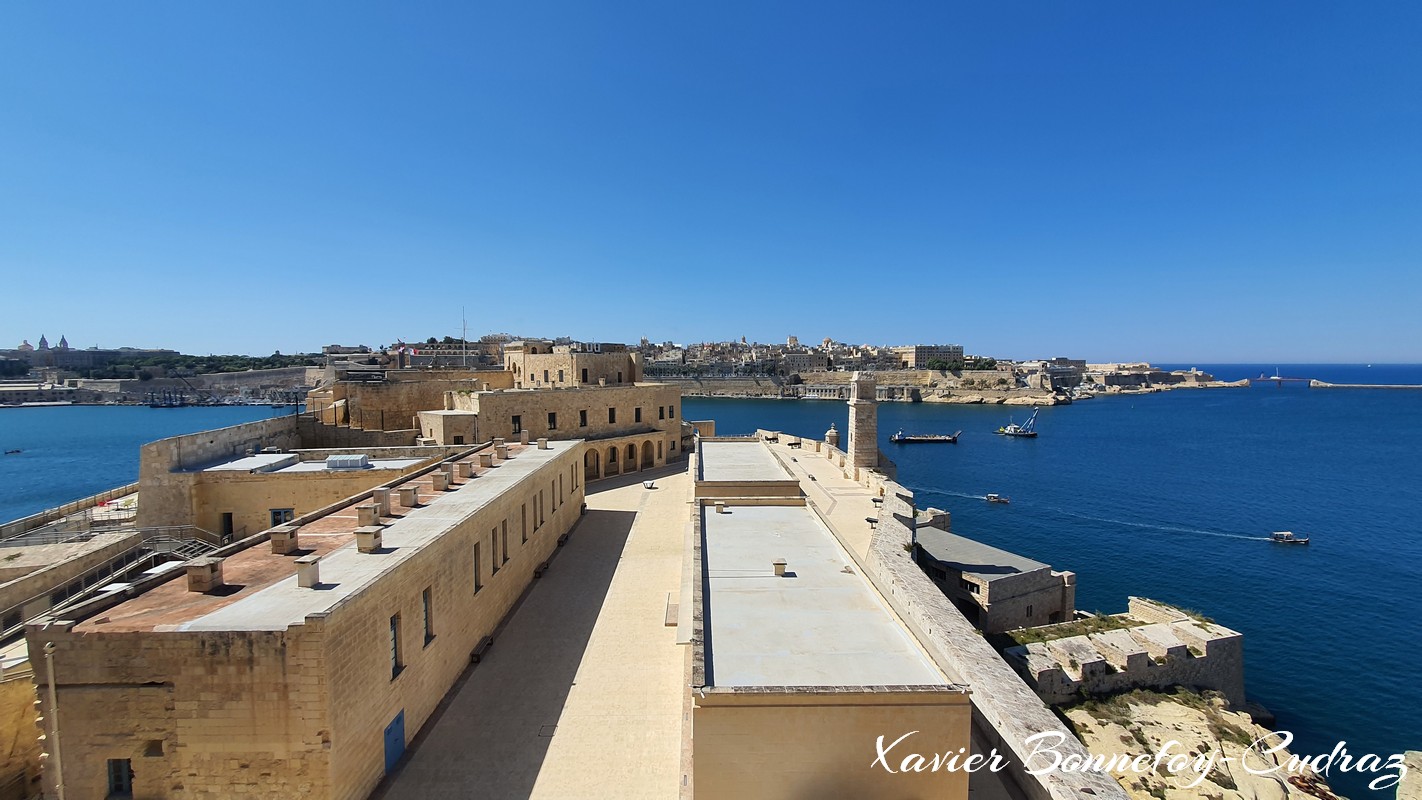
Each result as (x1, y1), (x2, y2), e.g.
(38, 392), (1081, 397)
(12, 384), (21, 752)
(0, 482), (140, 540)
(0, 526), (222, 643)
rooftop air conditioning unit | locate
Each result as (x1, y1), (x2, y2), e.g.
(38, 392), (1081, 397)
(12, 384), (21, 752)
(326, 454), (371, 470)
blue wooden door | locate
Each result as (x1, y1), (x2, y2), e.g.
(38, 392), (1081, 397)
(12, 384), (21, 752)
(384, 710), (406, 773)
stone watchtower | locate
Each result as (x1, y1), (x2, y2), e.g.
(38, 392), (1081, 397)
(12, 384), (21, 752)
(847, 372), (878, 471)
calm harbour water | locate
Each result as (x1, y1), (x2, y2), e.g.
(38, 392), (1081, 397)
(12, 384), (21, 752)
(685, 364), (1422, 798)
(0, 367), (1416, 796)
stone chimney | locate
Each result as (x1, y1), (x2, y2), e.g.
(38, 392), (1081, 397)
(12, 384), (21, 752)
(186, 558), (224, 593)
(295, 555), (320, 588)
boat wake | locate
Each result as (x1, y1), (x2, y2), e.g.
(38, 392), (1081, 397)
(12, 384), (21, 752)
(905, 487), (1271, 541)
(1052, 509), (1271, 541)
(908, 487), (988, 502)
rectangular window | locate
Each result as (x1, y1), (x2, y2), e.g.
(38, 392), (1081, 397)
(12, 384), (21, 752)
(543, 369), (549, 383)
(559, 474), (565, 505)
(617, 371), (623, 383)
(422, 587), (435, 645)
(1026, 604), (1034, 618)
(658, 406), (665, 420)
(501, 521), (509, 565)
(511, 415), (522, 435)
(521, 503), (528, 543)
(107, 759), (134, 796)
(608, 408), (616, 424)
(453, 435), (464, 445)
(473, 543), (482, 592)
(579, 409), (588, 427)
(536, 492), (543, 530)
(389, 614), (404, 679)
(581, 368), (588, 383)
(558, 369), (564, 382)
(270, 508), (294, 527)
(548, 412), (557, 430)
(491, 528), (500, 572)
(635, 407), (642, 423)
(670, 441), (676, 451)
(669, 405), (676, 419)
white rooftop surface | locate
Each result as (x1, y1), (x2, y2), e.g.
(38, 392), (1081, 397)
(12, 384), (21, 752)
(698, 440), (787, 482)
(703, 504), (946, 687)
(173, 441), (576, 632)
(200, 453), (296, 472)
(277, 458), (424, 472)
(198, 453), (424, 473)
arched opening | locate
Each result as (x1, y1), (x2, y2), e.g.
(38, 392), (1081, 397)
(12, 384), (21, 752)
(641, 440), (654, 469)
(625, 444), (637, 472)
(584, 448), (601, 481)
(606, 446), (619, 476)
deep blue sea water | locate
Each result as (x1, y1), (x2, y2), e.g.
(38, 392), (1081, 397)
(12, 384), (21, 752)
(686, 364), (1422, 798)
(0, 405), (289, 521)
(0, 371), (1417, 796)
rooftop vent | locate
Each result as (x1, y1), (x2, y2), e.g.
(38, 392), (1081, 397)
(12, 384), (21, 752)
(326, 454), (371, 470)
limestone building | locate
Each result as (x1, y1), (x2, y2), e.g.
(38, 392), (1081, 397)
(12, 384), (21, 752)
(890, 343), (965, 369)
(503, 340), (642, 389)
(690, 439), (972, 798)
(913, 524), (1076, 632)
(29, 437), (587, 800)
(419, 382), (684, 481)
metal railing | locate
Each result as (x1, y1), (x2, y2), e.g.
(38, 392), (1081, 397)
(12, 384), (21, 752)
(0, 526), (221, 643)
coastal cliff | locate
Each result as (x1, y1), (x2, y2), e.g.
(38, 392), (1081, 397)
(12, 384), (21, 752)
(1063, 689), (1342, 800)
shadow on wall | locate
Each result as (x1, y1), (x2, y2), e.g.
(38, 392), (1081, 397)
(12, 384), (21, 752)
(368, 508), (638, 800)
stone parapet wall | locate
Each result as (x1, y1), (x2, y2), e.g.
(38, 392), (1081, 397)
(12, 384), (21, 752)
(1005, 606), (1247, 707)
(778, 431), (1127, 800)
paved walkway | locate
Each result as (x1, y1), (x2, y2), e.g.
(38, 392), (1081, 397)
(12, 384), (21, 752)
(763, 441), (879, 559)
(375, 466), (687, 800)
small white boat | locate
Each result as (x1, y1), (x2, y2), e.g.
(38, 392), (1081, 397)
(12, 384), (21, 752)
(986, 493), (1011, 505)
(1270, 531), (1309, 545)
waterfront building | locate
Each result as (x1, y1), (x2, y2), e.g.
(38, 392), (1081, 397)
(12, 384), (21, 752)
(913, 524), (1077, 632)
(690, 438), (972, 798)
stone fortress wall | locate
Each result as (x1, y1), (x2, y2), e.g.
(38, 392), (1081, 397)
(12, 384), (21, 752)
(752, 424), (1128, 800)
(1004, 598), (1247, 706)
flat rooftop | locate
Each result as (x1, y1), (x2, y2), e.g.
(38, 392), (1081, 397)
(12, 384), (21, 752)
(915, 527), (1050, 581)
(702, 504), (945, 687)
(697, 440), (787, 482)
(198, 453), (425, 473)
(79, 441), (576, 633)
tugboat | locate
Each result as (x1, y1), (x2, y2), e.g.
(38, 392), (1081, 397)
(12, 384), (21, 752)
(986, 493), (1011, 505)
(890, 429), (962, 444)
(996, 408), (1040, 438)
(1270, 531), (1310, 545)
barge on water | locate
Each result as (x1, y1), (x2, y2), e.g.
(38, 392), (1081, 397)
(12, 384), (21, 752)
(890, 429), (962, 444)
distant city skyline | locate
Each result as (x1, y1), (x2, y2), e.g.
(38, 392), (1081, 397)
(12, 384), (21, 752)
(2, 3), (1419, 362)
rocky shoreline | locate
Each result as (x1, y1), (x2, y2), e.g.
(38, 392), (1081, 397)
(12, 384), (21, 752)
(1062, 688), (1344, 800)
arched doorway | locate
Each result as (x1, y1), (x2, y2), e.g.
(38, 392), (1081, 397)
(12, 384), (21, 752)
(641, 440), (654, 469)
(606, 446), (619, 476)
(585, 448), (601, 481)
(625, 444), (637, 472)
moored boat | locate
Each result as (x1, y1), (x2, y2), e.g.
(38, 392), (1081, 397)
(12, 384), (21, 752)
(996, 408), (1040, 438)
(890, 429), (962, 444)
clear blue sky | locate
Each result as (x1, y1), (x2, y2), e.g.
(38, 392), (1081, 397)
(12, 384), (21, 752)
(2, 2), (1418, 361)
